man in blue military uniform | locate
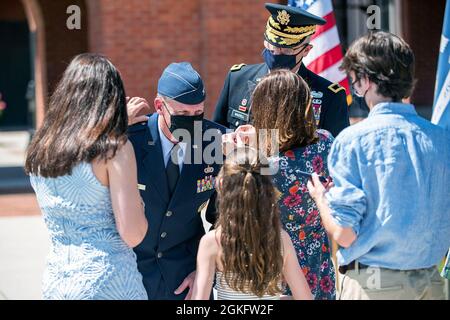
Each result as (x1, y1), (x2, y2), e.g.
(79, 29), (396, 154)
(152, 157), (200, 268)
(127, 62), (226, 300)
(213, 3), (350, 138)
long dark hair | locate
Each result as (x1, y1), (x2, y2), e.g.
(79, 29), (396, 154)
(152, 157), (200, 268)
(215, 147), (283, 297)
(251, 69), (318, 154)
(25, 53), (128, 177)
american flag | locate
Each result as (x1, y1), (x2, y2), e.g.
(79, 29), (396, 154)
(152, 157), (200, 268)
(289, 0), (352, 105)
(432, 0), (450, 130)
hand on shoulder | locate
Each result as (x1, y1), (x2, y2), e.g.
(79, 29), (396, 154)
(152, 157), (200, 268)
(127, 96), (151, 125)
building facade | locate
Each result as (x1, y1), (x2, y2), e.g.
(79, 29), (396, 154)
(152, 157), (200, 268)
(0, 0), (445, 130)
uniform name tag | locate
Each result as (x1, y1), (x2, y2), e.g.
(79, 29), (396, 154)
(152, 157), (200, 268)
(138, 184), (146, 191)
(311, 90), (323, 126)
(231, 109), (249, 122)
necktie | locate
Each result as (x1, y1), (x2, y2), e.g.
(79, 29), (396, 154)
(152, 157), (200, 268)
(166, 144), (181, 195)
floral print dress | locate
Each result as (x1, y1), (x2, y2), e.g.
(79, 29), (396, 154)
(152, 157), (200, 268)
(271, 130), (336, 300)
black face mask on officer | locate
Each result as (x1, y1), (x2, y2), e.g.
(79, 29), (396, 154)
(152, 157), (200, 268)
(262, 44), (308, 70)
(161, 101), (204, 140)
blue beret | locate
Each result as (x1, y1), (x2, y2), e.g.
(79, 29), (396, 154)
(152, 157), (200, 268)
(157, 62), (206, 105)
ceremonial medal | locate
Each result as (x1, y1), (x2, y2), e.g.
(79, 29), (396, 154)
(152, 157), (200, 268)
(196, 175), (216, 193)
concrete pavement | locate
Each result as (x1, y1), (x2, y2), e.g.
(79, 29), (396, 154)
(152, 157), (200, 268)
(0, 131), (29, 167)
(0, 131), (46, 299)
(0, 131), (32, 193)
(0, 215), (49, 300)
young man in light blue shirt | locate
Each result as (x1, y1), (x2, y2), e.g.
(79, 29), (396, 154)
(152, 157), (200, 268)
(308, 31), (450, 300)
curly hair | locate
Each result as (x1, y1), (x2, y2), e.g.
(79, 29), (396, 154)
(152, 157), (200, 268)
(215, 147), (283, 297)
(340, 31), (416, 102)
(251, 69), (318, 155)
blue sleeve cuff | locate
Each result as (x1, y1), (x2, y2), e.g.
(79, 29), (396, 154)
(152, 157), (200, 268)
(326, 188), (366, 236)
(330, 209), (361, 236)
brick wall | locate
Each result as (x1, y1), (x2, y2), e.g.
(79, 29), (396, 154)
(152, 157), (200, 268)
(38, 0), (88, 96)
(0, 0), (27, 21)
(4, 0), (443, 122)
(87, 0), (283, 118)
(401, 0), (446, 106)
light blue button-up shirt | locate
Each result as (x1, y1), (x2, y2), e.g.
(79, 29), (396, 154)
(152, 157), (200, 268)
(326, 102), (450, 270)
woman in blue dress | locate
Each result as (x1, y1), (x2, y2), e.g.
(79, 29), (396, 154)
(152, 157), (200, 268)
(235, 70), (336, 299)
(25, 53), (148, 300)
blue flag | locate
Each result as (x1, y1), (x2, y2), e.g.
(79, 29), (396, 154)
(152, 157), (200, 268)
(432, 0), (450, 130)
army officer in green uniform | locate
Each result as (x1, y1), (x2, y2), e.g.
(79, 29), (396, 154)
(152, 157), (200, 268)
(213, 3), (350, 138)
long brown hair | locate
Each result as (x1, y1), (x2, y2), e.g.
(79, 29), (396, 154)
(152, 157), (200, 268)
(215, 147), (283, 297)
(25, 53), (128, 177)
(251, 69), (318, 154)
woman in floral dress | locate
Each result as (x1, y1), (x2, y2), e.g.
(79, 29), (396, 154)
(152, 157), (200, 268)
(248, 69), (336, 299)
(271, 135), (335, 299)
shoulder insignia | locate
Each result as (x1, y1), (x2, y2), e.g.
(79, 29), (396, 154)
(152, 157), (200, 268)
(127, 121), (148, 134)
(230, 63), (246, 72)
(328, 83), (345, 94)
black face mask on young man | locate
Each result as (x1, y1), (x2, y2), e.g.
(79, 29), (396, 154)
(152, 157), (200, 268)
(162, 101), (204, 140)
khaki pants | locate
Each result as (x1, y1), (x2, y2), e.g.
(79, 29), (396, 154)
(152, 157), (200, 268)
(337, 264), (445, 300)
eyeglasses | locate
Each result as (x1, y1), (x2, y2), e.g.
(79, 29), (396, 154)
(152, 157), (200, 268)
(350, 78), (367, 98)
(350, 78), (359, 86)
(161, 99), (204, 116)
(265, 42), (311, 55)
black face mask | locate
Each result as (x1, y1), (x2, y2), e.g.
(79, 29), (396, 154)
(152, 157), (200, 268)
(354, 88), (369, 108)
(162, 102), (204, 140)
(262, 47), (304, 70)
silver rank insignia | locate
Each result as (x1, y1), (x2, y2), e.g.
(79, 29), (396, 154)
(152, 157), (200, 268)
(204, 165), (214, 174)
